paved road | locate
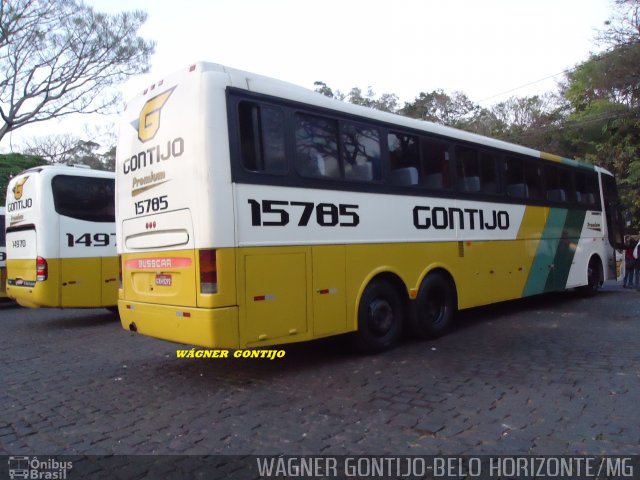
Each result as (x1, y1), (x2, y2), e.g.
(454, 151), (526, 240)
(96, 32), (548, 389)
(1, 282), (639, 456)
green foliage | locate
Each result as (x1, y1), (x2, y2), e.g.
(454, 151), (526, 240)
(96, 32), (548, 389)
(0, 153), (46, 206)
(400, 90), (475, 126)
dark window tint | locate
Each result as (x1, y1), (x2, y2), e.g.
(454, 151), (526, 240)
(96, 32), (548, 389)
(239, 102), (286, 174)
(544, 165), (572, 202)
(455, 146), (481, 192)
(341, 123), (381, 182)
(524, 161), (543, 200)
(388, 132), (420, 186)
(51, 175), (115, 223)
(602, 174), (624, 247)
(574, 171), (599, 207)
(505, 156), (527, 198)
(295, 113), (340, 179)
(422, 138), (451, 189)
(479, 151), (500, 195)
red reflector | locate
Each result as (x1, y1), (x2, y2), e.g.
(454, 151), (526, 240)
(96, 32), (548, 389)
(254, 295), (266, 302)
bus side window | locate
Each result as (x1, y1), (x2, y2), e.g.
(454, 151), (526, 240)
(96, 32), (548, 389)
(585, 172), (600, 208)
(421, 137), (450, 190)
(479, 151), (501, 195)
(238, 102), (287, 175)
(455, 145), (481, 193)
(388, 132), (420, 186)
(544, 166), (564, 202)
(524, 160), (543, 200)
(504, 156), (527, 199)
(295, 113), (340, 179)
(341, 123), (381, 182)
(574, 171), (599, 207)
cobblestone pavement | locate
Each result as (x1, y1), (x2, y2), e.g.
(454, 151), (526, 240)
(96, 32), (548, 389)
(1, 281), (639, 456)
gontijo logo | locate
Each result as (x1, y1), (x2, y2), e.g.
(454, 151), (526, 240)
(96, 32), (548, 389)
(137, 86), (176, 142)
(12, 176), (29, 200)
(124, 85), (184, 176)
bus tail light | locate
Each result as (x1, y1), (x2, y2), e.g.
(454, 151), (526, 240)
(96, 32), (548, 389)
(36, 256), (48, 281)
(199, 249), (218, 294)
(118, 255), (123, 289)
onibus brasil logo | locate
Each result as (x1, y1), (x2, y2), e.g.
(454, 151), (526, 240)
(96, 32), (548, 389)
(8, 456), (73, 479)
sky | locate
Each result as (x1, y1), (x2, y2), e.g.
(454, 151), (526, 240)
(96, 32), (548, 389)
(2, 0), (613, 151)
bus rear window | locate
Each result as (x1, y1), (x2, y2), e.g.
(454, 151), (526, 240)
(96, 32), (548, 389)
(51, 175), (115, 223)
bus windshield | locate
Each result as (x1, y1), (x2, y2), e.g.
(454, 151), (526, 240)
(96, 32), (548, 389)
(601, 173), (625, 249)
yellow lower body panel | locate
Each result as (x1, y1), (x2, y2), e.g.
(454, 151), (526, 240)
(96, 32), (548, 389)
(0, 267), (7, 298)
(119, 300), (240, 349)
(7, 258), (61, 308)
(7, 257), (118, 308)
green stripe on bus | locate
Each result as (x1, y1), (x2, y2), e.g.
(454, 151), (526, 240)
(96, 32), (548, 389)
(522, 208), (568, 297)
(522, 208), (587, 296)
(544, 209), (587, 292)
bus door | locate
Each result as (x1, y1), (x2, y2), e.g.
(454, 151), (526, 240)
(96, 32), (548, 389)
(242, 247), (308, 345)
(311, 245), (347, 336)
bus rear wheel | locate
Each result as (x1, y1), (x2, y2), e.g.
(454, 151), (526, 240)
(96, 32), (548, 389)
(354, 279), (404, 353)
(409, 271), (456, 339)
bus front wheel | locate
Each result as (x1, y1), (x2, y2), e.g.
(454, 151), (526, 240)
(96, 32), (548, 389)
(409, 271), (456, 339)
(354, 279), (404, 353)
(580, 257), (603, 296)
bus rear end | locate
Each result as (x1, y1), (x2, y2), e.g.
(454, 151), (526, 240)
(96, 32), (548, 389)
(0, 207), (6, 299)
(116, 63), (239, 348)
(5, 167), (118, 308)
(5, 170), (51, 307)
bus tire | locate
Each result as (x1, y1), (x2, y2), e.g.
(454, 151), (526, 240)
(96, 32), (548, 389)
(580, 257), (603, 296)
(409, 271), (456, 339)
(354, 279), (404, 353)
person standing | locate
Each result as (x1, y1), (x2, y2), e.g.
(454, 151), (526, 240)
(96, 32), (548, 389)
(623, 236), (636, 288)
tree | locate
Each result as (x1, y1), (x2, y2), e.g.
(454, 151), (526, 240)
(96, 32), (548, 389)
(346, 86), (399, 113)
(21, 132), (116, 171)
(0, 0), (155, 143)
(400, 90), (476, 126)
(0, 152), (46, 205)
(314, 81), (335, 98)
(558, 0), (640, 229)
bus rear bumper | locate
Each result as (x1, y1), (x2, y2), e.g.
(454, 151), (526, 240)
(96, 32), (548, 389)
(118, 300), (240, 349)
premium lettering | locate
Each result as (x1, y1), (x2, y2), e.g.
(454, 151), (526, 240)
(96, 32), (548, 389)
(132, 170), (166, 188)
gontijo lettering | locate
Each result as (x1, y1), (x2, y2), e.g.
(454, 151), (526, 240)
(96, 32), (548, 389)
(123, 138), (184, 174)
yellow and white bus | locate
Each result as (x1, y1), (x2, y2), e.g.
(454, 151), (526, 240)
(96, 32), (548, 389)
(116, 63), (625, 352)
(5, 165), (118, 309)
(0, 206), (7, 299)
